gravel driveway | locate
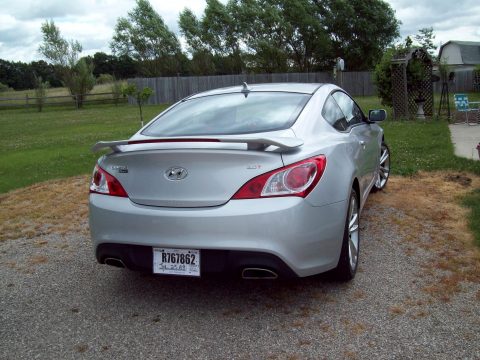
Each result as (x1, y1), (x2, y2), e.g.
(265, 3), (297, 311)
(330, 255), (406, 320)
(1, 174), (479, 359)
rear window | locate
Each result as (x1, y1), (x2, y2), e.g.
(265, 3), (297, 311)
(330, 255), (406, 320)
(142, 92), (310, 136)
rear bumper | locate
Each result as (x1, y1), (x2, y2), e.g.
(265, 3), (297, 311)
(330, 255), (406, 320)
(89, 194), (347, 277)
(96, 243), (298, 278)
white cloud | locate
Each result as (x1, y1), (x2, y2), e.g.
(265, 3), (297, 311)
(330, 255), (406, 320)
(385, 0), (480, 47)
(0, 14), (17, 30)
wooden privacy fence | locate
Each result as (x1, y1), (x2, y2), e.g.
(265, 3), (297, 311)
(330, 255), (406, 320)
(433, 71), (477, 93)
(0, 92), (126, 109)
(129, 70), (478, 105)
(128, 71), (377, 105)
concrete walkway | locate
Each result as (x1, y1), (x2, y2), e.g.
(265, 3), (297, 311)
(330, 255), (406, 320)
(449, 124), (480, 161)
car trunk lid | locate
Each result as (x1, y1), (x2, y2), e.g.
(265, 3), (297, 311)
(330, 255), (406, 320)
(96, 135), (296, 208)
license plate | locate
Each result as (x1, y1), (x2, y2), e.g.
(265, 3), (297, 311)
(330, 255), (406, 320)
(153, 248), (200, 277)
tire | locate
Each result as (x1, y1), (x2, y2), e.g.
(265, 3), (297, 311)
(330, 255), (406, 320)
(333, 189), (360, 281)
(372, 142), (390, 192)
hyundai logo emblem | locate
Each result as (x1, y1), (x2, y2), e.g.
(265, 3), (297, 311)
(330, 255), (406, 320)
(165, 167), (188, 181)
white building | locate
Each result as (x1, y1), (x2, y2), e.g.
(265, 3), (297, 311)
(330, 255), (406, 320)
(438, 41), (480, 71)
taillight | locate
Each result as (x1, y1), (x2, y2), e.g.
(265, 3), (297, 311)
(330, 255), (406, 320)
(89, 164), (128, 197)
(232, 155), (326, 199)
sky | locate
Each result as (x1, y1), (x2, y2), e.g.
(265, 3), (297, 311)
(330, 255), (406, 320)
(0, 0), (479, 63)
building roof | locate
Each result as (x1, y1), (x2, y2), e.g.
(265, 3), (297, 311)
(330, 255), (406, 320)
(439, 41), (480, 65)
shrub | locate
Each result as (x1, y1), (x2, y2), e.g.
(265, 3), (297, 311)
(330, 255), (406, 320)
(97, 73), (114, 84)
(110, 76), (124, 106)
(374, 47), (397, 107)
(122, 84), (153, 127)
(0, 82), (12, 93)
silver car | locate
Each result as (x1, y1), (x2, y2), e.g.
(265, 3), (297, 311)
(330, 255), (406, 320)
(89, 83), (390, 281)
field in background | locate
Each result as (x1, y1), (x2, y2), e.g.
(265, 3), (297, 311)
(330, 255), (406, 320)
(0, 83), (121, 99)
(0, 83), (128, 109)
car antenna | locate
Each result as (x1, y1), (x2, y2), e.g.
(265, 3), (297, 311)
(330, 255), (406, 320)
(241, 82), (250, 97)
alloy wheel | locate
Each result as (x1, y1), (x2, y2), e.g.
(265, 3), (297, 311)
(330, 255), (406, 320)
(375, 144), (390, 189)
(348, 195), (359, 270)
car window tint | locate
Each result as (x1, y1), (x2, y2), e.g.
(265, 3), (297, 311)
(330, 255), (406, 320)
(332, 91), (364, 127)
(322, 95), (348, 131)
(142, 92), (310, 136)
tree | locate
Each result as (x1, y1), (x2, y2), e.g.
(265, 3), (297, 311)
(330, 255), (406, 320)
(33, 75), (50, 112)
(314, 0), (400, 70)
(179, 8), (217, 75)
(39, 20), (81, 68)
(179, 0), (399, 73)
(0, 59), (61, 90)
(201, 0), (243, 73)
(30, 60), (62, 87)
(65, 59), (96, 107)
(0, 59), (32, 90)
(414, 27), (437, 56)
(91, 52), (116, 77)
(122, 84), (153, 127)
(111, 0), (182, 76)
(188, 50), (217, 75)
(114, 55), (138, 79)
(85, 52), (139, 79)
(179, 0), (243, 74)
(180, 0), (333, 74)
(178, 8), (207, 54)
(231, 0), (290, 72)
(274, 0), (332, 71)
(38, 20), (95, 107)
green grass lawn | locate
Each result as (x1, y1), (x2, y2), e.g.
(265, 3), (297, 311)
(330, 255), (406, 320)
(356, 95), (480, 176)
(356, 92), (480, 123)
(0, 103), (168, 193)
(382, 121), (480, 175)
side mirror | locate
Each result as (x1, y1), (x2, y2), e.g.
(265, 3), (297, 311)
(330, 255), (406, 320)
(368, 109), (387, 122)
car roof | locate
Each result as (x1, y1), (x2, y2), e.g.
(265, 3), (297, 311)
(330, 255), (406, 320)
(187, 83), (325, 99)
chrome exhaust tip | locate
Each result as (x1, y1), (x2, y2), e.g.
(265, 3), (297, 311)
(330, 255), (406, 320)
(104, 257), (126, 268)
(241, 268), (278, 280)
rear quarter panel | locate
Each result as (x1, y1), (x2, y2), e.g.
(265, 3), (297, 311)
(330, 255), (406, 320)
(284, 84), (360, 208)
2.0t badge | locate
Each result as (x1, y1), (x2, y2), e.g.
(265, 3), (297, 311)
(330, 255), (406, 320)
(165, 167), (188, 181)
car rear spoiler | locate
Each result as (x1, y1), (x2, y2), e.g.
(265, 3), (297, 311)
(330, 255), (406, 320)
(92, 136), (304, 153)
